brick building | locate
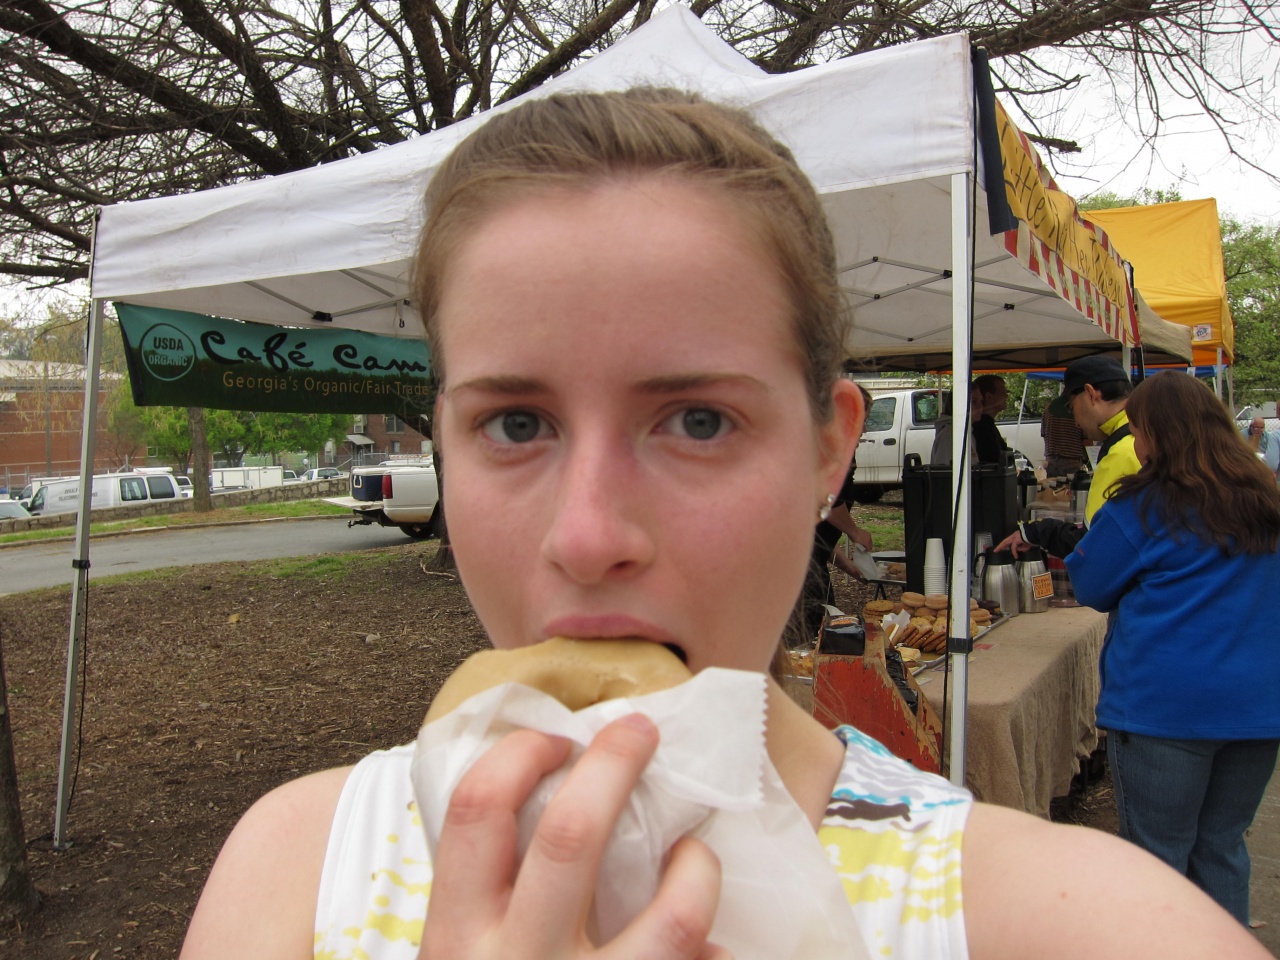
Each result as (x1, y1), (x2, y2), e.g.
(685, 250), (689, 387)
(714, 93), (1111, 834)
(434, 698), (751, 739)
(0, 359), (142, 492)
(341, 412), (433, 465)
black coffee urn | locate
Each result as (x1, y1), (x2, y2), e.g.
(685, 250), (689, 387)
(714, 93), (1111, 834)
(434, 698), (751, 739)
(902, 452), (1019, 595)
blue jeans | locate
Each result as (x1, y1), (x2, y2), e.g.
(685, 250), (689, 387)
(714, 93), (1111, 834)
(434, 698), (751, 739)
(1107, 731), (1280, 925)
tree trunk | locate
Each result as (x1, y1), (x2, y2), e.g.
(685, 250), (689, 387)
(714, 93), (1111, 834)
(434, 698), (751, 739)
(189, 406), (212, 512)
(0, 631), (39, 922)
(425, 442), (454, 573)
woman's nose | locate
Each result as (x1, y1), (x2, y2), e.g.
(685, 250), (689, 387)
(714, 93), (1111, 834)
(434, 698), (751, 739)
(540, 438), (656, 585)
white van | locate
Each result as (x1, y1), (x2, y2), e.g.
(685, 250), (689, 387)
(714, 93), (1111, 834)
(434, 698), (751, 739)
(12, 477), (60, 510)
(133, 465), (193, 498)
(28, 472), (182, 516)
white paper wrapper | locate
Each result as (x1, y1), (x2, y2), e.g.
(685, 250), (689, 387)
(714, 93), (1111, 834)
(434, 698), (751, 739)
(850, 544), (880, 580)
(411, 668), (869, 959)
(881, 609), (911, 642)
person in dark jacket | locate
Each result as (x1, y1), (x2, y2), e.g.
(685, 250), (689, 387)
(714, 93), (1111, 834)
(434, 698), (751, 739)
(803, 385), (876, 641)
(1065, 372), (1280, 926)
(971, 374), (1010, 465)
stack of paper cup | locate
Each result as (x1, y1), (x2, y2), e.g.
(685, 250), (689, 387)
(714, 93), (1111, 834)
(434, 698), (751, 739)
(923, 537), (947, 595)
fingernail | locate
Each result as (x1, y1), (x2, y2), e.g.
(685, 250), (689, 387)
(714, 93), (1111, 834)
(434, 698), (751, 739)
(617, 713), (657, 736)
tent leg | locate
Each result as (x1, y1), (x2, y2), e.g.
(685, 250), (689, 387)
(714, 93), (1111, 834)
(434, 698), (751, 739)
(54, 299), (106, 849)
(1015, 377), (1029, 460)
(947, 171), (974, 789)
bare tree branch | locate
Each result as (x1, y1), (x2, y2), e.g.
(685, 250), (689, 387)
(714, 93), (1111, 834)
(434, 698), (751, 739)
(0, 0), (1273, 290)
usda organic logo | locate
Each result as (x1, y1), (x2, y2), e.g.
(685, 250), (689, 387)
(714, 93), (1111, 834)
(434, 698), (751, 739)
(140, 323), (196, 381)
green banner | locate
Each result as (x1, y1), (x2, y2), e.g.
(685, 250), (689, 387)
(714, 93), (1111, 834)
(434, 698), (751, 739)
(116, 304), (434, 418)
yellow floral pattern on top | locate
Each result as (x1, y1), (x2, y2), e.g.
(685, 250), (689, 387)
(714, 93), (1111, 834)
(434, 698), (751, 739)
(314, 730), (972, 959)
(819, 726), (970, 957)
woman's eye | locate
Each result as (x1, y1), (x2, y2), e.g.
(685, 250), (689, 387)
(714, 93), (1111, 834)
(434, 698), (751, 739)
(665, 407), (730, 441)
(481, 411), (548, 444)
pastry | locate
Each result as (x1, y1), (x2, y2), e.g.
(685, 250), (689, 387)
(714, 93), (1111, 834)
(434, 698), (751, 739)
(425, 637), (691, 723)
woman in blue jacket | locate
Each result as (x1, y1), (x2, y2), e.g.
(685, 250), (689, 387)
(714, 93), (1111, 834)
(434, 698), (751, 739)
(1067, 372), (1280, 926)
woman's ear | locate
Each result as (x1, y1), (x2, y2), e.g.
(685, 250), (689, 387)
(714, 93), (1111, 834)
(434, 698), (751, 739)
(816, 379), (864, 492)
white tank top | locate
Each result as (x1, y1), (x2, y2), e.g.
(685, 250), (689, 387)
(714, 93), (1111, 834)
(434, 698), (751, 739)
(313, 726), (972, 959)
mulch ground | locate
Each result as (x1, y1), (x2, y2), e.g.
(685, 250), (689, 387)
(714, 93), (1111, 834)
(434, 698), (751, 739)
(0, 536), (1116, 959)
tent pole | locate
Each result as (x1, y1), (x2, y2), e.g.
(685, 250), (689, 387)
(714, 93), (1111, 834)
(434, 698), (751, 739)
(1016, 377), (1029, 458)
(947, 171), (973, 788)
(54, 298), (106, 849)
(1215, 348), (1225, 399)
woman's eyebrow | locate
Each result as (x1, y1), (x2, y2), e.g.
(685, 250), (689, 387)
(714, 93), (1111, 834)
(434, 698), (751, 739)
(449, 372), (771, 397)
(636, 372), (769, 394)
(448, 374), (546, 396)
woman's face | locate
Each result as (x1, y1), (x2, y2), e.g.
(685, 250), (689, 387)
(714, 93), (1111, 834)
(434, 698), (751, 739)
(434, 178), (859, 674)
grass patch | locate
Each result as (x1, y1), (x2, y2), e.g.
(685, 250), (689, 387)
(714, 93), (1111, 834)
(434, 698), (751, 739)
(854, 500), (906, 552)
(254, 552), (388, 581)
(0, 498), (350, 546)
(53, 541), (431, 591)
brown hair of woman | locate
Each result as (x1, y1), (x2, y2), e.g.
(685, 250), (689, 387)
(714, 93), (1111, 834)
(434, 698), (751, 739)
(412, 87), (848, 421)
(1114, 372), (1280, 554)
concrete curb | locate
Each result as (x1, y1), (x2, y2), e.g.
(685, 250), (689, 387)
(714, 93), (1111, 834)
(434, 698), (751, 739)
(0, 513), (347, 550)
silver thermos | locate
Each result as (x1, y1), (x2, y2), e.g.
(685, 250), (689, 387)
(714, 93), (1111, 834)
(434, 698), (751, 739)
(1070, 470), (1092, 522)
(978, 547), (1020, 617)
(1016, 546), (1051, 614)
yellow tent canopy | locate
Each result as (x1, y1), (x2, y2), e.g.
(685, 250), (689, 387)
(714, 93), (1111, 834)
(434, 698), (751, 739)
(1084, 199), (1233, 365)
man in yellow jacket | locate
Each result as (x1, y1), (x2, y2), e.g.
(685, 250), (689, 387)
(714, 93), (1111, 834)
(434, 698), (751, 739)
(998, 356), (1141, 558)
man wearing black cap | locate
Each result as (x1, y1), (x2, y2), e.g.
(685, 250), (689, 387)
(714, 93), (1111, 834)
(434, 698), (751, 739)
(997, 355), (1141, 557)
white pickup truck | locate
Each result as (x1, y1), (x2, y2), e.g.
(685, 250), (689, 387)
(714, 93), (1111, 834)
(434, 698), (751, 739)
(853, 388), (1045, 502)
(326, 457), (440, 539)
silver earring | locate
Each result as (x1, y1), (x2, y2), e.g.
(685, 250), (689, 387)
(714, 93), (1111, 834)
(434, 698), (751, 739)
(818, 493), (836, 521)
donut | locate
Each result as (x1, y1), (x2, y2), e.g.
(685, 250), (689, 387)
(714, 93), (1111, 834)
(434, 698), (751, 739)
(424, 637), (691, 723)
(924, 594), (949, 610)
(865, 599), (896, 614)
(971, 608), (992, 623)
(900, 591), (926, 608)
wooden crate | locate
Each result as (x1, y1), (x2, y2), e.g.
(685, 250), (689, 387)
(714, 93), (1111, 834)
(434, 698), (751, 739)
(810, 621), (943, 773)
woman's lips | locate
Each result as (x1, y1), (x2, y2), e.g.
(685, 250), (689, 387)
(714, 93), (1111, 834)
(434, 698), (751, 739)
(541, 616), (685, 662)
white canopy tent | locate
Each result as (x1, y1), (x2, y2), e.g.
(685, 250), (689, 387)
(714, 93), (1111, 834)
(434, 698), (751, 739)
(59, 5), (1187, 842)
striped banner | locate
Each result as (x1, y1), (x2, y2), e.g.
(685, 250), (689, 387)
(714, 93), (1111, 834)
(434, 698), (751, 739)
(994, 100), (1139, 347)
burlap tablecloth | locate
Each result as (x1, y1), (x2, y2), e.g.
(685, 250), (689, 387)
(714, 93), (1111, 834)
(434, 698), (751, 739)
(915, 606), (1107, 817)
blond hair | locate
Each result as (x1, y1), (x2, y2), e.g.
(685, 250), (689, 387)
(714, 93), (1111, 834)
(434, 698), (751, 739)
(412, 87), (850, 420)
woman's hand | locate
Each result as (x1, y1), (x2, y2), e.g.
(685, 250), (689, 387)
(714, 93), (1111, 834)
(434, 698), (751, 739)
(419, 714), (729, 960)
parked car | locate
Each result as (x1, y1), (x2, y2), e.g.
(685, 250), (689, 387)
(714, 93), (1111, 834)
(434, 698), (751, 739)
(174, 475), (193, 497)
(300, 467), (343, 481)
(0, 500), (32, 520)
(282, 470), (300, 483)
